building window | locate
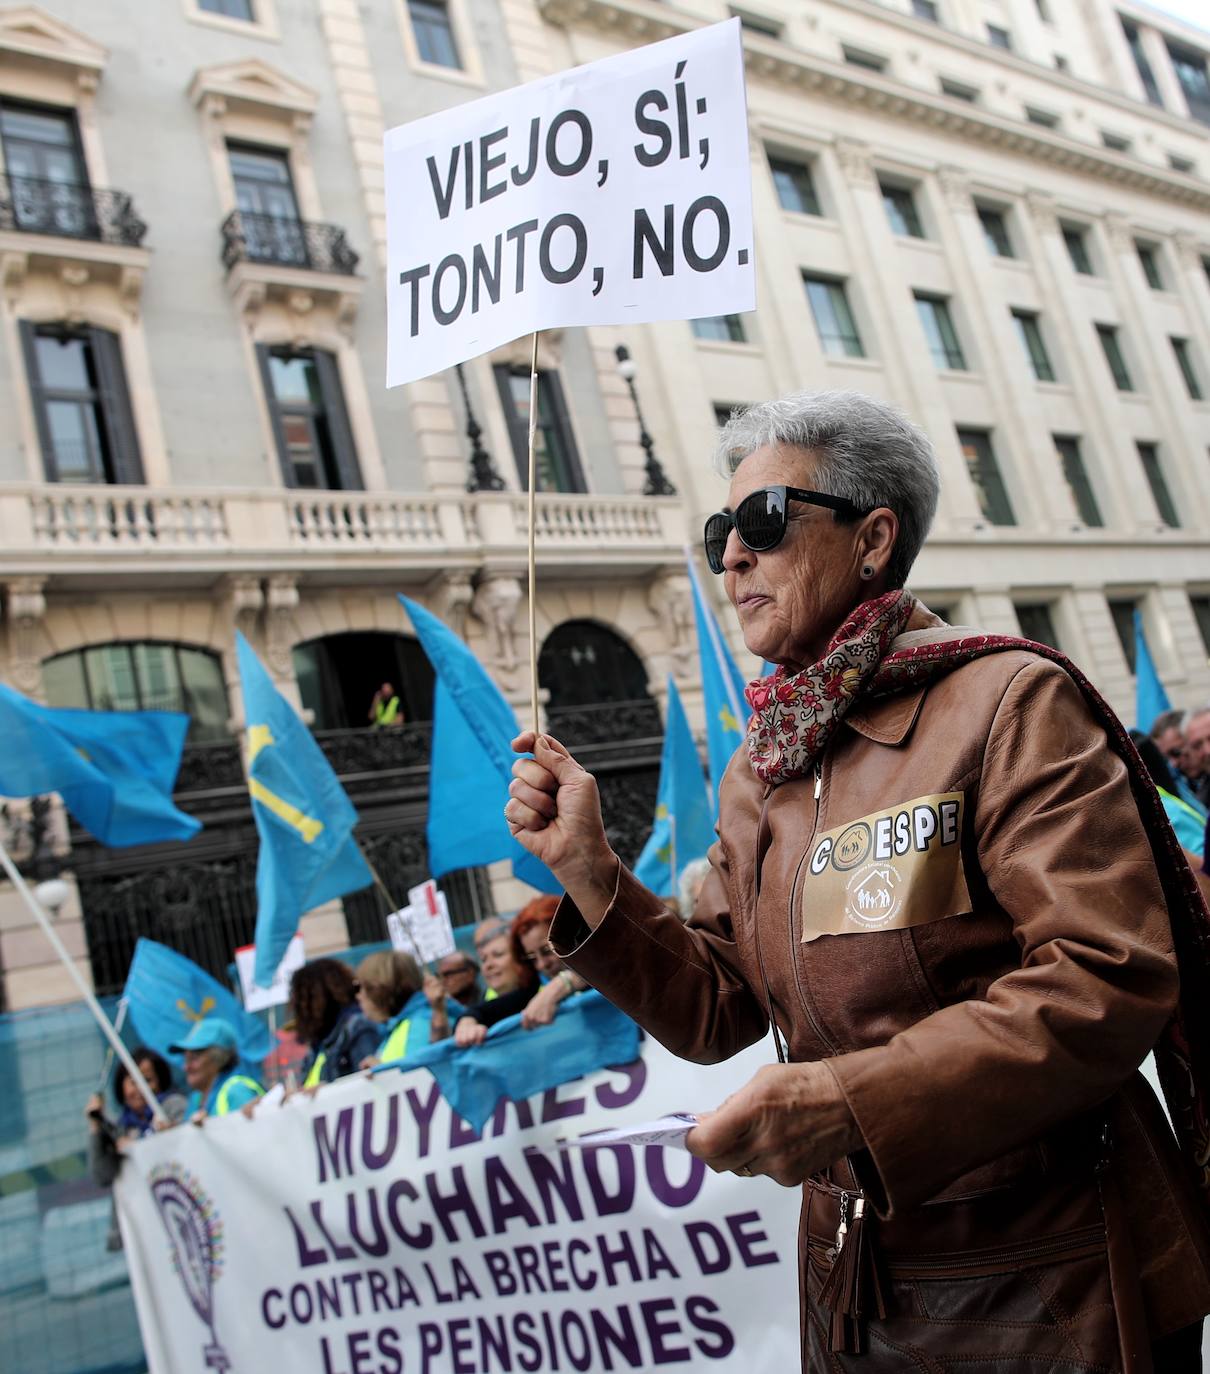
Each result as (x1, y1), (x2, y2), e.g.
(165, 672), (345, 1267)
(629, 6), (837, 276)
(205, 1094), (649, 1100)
(977, 206), (1014, 257)
(986, 24), (1012, 50)
(803, 276), (865, 358)
(914, 294), (966, 370)
(1011, 310), (1056, 383)
(1168, 153), (1195, 173)
(1062, 224), (1094, 275)
(768, 155), (822, 215)
(940, 78), (978, 102)
(294, 631), (434, 731)
(956, 429), (1015, 526)
(228, 144), (306, 266)
(1025, 106), (1060, 129)
(1167, 42), (1210, 126)
(1171, 337), (1203, 400)
(19, 324), (143, 485)
(0, 101), (95, 238)
(1190, 595), (1210, 661)
(880, 181), (924, 238)
(1107, 598), (1137, 670)
(1122, 20), (1162, 106)
(730, 7), (782, 37)
(408, 0), (461, 69)
(911, 0), (939, 21)
(842, 46), (886, 73)
(1135, 238), (1163, 286)
(257, 347), (362, 491)
(1100, 131), (1132, 153)
(42, 642), (230, 743)
(199, 0), (254, 17)
(1053, 436), (1103, 527)
(1136, 441), (1179, 527)
(1095, 324), (1133, 391)
(1015, 603), (1059, 649)
(494, 366), (584, 493)
(691, 315), (747, 343)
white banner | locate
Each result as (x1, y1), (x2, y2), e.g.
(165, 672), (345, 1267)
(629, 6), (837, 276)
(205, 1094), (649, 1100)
(384, 19), (755, 386)
(115, 1038), (798, 1373)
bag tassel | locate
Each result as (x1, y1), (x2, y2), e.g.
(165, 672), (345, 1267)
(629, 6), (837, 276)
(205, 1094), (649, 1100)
(816, 1194), (887, 1355)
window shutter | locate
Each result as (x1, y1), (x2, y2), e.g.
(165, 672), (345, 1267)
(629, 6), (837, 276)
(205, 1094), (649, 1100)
(542, 371), (586, 493)
(89, 328), (144, 484)
(313, 350), (362, 491)
(256, 343), (295, 488)
(18, 320), (57, 480)
(493, 363), (530, 487)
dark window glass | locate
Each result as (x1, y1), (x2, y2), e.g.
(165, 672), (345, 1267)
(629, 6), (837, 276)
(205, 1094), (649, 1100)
(691, 314), (747, 342)
(768, 155), (822, 215)
(43, 642), (229, 742)
(20, 324), (143, 485)
(1122, 20), (1162, 106)
(803, 276), (864, 358)
(259, 347), (361, 491)
(1101, 131), (1132, 152)
(914, 294), (966, 370)
(1190, 595), (1210, 660)
(1015, 603), (1059, 649)
(1053, 436), (1103, 527)
(1025, 107), (1060, 128)
(713, 403), (741, 428)
(911, 0), (938, 21)
(199, 0), (254, 17)
(1063, 225), (1094, 274)
(978, 206), (1014, 257)
(294, 631), (434, 731)
(880, 181), (924, 238)
(956, 429), (1015, 526)
(940, 78), (978, 102)
(1171, 337), (1203, 399)
(1011, 310), (1056, 382)
(409, 0), (461, 69)
(1096, 324), (1133, 391)
(842, 47), (886, 72)
(1167, 41), (1210, 126)
(494, 366), (584, 493)
(0, 101), (96, 237)
(228, 143), (307, 266)
(1137, 441), (1179, 527)
(540, 621), (654, 715)
(987, 24), (1012, 49)
(730, 7), (781, 36)
(1108, 598), (1137, 670)
(1169, 153), (1195, 173)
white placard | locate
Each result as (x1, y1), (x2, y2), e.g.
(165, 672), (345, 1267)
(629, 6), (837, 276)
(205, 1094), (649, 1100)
(406, 880), (457, 964)
(384, 19), (754, 386)
(235, 935), (305, 1013)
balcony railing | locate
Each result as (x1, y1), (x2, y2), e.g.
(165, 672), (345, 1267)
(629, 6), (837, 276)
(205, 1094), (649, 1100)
(0, 173), (147, 247)
(221, 209), (359, 275)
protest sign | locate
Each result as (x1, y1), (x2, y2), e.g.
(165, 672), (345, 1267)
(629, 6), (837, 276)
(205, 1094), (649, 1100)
(407, 881), (457, 965)
(384, 19), (754, 386)
(115, 1036), (798, 1373)
(236, 934), (305, 1013)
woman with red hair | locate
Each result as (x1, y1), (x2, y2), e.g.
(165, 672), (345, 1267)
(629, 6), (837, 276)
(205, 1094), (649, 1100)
(510, 895), (588, 1029)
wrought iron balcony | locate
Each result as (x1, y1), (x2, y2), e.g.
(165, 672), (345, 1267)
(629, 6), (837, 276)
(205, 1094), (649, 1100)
(0, 173), (147, 246)
(221, 209), (359, 275)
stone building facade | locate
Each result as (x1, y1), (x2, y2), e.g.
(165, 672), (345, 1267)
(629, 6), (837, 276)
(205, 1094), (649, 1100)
(0, 0), (1208, 1008)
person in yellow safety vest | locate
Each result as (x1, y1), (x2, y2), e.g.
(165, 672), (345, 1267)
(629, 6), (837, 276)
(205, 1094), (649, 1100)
(368, 681), (402, 728)
(169, 1018), (264, 1120)
(353, 950), (465, 1067)
(292, 957), (381, 1088)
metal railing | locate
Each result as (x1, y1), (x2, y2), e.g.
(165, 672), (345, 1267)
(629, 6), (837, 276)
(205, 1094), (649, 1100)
(0, 174), (146, 246)
(220, 209), (359, 275)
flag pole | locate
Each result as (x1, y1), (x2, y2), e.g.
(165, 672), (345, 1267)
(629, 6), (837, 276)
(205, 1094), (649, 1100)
(526, 330), (540, 735)
(95, 996), (128, 1091)
(0, 843), (166, 1123)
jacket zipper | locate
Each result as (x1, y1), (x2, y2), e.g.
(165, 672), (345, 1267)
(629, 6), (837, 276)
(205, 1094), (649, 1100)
(885, 1223), (1106, 1277)
(786, 760), (837, 1056)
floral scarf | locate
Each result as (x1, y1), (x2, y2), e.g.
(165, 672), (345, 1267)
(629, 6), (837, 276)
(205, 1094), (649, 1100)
(744, 588), (1210, 1217)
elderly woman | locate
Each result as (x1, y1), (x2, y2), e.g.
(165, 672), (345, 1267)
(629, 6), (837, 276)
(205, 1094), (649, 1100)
(506, 391), (1210, 1371)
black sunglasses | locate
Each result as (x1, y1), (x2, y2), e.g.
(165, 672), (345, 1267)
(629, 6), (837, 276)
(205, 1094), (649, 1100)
(703, 486), (870, 574)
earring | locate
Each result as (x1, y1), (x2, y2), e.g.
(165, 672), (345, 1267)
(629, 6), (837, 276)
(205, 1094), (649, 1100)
(861, 565), (874, 580)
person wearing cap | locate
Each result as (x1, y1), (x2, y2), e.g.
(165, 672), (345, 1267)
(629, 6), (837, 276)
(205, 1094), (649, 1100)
(170, 1017), (264, 1119)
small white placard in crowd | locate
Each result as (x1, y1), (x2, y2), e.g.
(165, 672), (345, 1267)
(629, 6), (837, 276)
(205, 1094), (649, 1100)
(405, 880), (457, 964)
(235, 934), (305, 1013)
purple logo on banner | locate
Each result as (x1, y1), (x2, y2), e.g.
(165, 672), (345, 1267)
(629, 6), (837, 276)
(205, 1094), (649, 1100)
(150, 1164), (229, 1372)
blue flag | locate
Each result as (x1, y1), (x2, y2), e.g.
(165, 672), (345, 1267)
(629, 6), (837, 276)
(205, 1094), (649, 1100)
(372, 991), (638, 1132)
(633, 679), (715, 896)
(686, 555), (750, 814)
(1134, 610), (1171, 733)
(401, 597), (559, 895)
(0, 684), (200, 847)
(235, 633), (372, 985)
(123, 938), (271, 1067)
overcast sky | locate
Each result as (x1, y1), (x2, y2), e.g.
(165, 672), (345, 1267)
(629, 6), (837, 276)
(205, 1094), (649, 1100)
(1144, 0), (1210, 36)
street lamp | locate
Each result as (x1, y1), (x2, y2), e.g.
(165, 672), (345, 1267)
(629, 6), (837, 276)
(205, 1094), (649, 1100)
(614, 344), (677, 497)
(455, 363), (505, 493)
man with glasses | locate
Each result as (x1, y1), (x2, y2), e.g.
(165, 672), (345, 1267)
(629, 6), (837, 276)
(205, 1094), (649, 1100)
(436, 951), (481, 1005)
(1151, 708), (1208, 820)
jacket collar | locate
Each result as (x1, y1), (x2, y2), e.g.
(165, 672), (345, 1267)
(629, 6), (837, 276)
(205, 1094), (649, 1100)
(842, 599), (955, 747)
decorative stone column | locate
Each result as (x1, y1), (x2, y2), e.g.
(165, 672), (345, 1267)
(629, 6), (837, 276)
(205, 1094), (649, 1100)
(4, 579), (47, 695)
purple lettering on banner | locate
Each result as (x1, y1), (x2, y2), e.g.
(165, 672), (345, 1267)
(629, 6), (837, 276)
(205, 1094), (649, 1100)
(516, 1244), (547, 1294)
(541, 1082), (587, 1122)
(317, 1276), (341, 1321)
(567, 1238), (598, 1291)
(292, 1285), (315, 1324)
(684, 1220), (730, 1275)
(386, 1178), (434, 1249)
(543, 1238), (570, 1292)
(645, 1146), (707, 1208)
(426, 1165), (487, 1243)
(522, 1148), (586, 1226)
(362, 1097), (399, 1171)
(311, 1199), (357, 1262)
(582, 1145), (636, 1216)
(368, 1270), (390, 1311)
(261, 1288), (285, 1329)
(596, 1229), (641, 1286)
(319, 1335), (342, 1374)
(451, 1257), (482, 1301)
(393, 1267), (422, 1308)
(449, 1111), (482, 1149)
(483, 1248), (517, 1297)
(687, 1295), (737, 1358)
(594, 1060), (647, 1110)
(405, 1082), (443, 1160)
(590, 1305), (642, 1364)
(484, 1155), (541, 1232)
(348, 1189), (389, 1258)
(419, 1322), (443, 1373)
(489, 1095), (536, 1136)
(314, 1108), (354, 1183)
(377, 1327), (404, 1374)
(514, 1312), (543, 1372)
(540, 1310), (562, 1371)
(342, 1271), (366, 1317)
(424, 1261), (455, 1304)
(641, 1297), (691, 1364)
(285, 1204), (328, 1267)
(726, 1210), (779, 1268)
(478, 1315), (511, 1367)
(561, 1310), (593, 1372)
(642, 1229), (680, 1282)
(449, 1317), (475, 1374)
(348, 1329), (373, 1374)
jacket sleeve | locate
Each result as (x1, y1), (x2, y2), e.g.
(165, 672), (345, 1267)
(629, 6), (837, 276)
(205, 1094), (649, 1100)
(550, 837), (769, 1064)
(827, 658), (1179, 1215)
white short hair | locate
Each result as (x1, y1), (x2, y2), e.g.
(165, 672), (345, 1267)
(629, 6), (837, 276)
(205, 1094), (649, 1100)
(678, 857), (712, 918)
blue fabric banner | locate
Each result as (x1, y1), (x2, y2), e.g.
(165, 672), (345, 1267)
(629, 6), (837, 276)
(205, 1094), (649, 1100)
(0, 684), (200, 848)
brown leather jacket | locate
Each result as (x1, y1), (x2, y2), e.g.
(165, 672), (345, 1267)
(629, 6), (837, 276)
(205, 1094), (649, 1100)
(552, 616), (1210, 1369)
